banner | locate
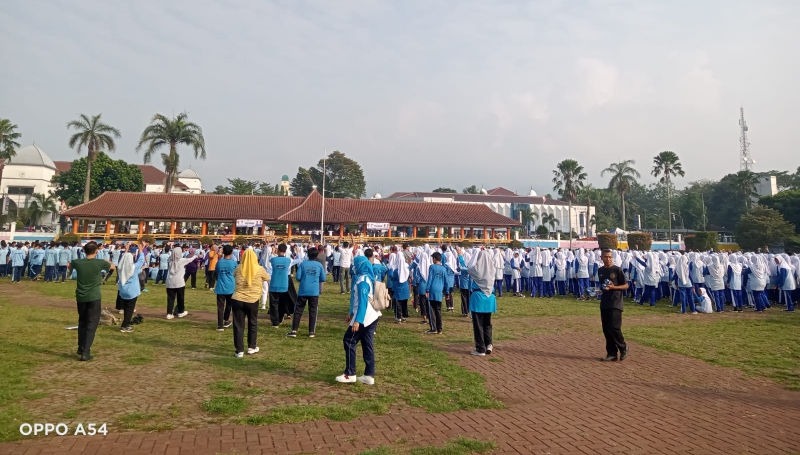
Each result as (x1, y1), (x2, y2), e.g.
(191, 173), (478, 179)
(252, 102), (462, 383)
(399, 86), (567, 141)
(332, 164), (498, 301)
(236, 219), (263, 228)
(366, 222), (390, 230)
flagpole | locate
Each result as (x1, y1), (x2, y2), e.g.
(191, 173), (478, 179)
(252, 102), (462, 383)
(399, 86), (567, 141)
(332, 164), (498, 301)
(320, 148), (327, 246)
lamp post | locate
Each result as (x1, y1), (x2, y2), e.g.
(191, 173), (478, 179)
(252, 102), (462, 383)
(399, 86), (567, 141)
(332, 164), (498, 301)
(320, 149), (327, 245)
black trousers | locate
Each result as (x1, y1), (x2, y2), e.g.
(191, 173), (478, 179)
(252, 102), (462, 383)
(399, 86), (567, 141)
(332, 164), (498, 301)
(394, 299), (409, 320)
(445, 290), (454, 310)
(103, 268), (115, 283)
(216, 294), (233, 328)
(471, 312), (493, 353)
(600, 308), (627, 356)
(460, 288), (471, 316)
(332, 266), (340, 283)
(184, 271), (197, 289)
(428, 300), (443, 332)
(269, 291), (293, 326)
(207, 270), (217, 289)
(167, 287), (186, 315)
(231, 299), (259, 353)
(76, 300), (101, 356)
(417, 294), (428, 318)
(118, 295), (138, 328)
(292, 295), (319, 334)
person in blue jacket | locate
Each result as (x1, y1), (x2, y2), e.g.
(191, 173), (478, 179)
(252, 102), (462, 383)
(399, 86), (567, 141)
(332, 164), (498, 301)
(117, 243), (146, 332)
(288, 247), (326, 337)
(425, 252), (448, 335)
(10, 243), (26, 283)
(337, 251), (382, 385)
(468, 250), (497, 356)
(390, 251), (411, 323)
(457, 250), (471, 317)
(774, 256), (796, 312)
(371, 255), (388, 283)
(44, 242), (58, 282)
(28, 243), (46, 280)
(57, 242), (71, 283)
(268, 244), (294, 327)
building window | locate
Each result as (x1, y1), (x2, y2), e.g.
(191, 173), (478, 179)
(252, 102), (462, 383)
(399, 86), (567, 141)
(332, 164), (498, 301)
(7, 186), (34, 208)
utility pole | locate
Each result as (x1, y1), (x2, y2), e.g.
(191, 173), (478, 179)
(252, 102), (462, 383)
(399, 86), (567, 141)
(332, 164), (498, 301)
(320, 148), (327, 245)
(701, 193), (707, 231)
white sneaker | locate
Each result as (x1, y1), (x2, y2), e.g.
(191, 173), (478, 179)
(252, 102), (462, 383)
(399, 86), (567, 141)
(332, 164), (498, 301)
(166, 314), (175, 320)
(357, 375), (375, 385)
(177, 311), (189, 318)
(261, 305), (266, 310)
(118, 310), (124, 315)
(335, 374), (356, 383)
(486, 344), (493, 354)
(470, 350), (486, 356)
(246, 347), (260, 355)
(235, 352), (243, 358)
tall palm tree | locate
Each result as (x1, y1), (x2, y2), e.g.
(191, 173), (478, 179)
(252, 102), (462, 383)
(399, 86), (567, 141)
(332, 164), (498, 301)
(601, 159), (640, 231)
(0, 118), (22, 160)
(651, 151), (685, 250)
(66, 114), (121, 204)
(541, 213), (559, 238)
(136, 112), (206, 193)
(517, 206), (538, 236)
(27, 193), (58, 227)
(552, 159), (587, 248)
(731, 170), (759, 212)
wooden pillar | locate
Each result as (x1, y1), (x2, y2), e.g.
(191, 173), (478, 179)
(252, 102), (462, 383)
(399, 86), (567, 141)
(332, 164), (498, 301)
(484, 227), (489, 240)
(83, 219), (90, 233)
(387, 226), (392, 238)
(138, 221), (144, 238)
(437, 226), (442, 239)
(287, 223), (292, 237)
(491, 228), (496, 240)
(113, 221), (119, 234)
(105, 220), (112, 236)
(460, 227), (465, 239)
(170, 221), (176, 238)
(201, 221), (208, 236)
(412, 225), (417, 239)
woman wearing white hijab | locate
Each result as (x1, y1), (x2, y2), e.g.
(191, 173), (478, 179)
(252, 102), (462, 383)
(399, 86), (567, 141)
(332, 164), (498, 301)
(695, 288), (713, 313)
(529, 247), (543, 297)
(576, 249), (590, 300)
(554, 250), (568, 296)
(117, 243), (146, 332)
(745, 253), (770, 312)
(468, 250), (497, 356)
(774, 255), (796, 312)
(493, 249), (505, 297)
(389, 250), (411, 322)
(635, 252), (661, 306)
(443, 246), (458, 311)
(727, 254), (744, 312)
(456, 248), (472, 317)
(416, 251), (432, 324)
(672, 254), (696, 314)
(165, 246), (196, 319)
(540, 248), (553, 297)
(704, 256), (727, 312)
(689, 252), (706, 295)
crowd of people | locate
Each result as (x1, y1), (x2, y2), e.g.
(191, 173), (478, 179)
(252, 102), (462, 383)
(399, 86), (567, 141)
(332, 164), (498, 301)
(2, 237), (796, 378)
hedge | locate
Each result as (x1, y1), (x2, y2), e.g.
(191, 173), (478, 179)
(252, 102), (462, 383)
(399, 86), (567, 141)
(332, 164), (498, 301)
(57, 233), (81, 244)
(234, 235), (249, 245)
(684, 232), (719, 252)
(626, 232), (652, 251)
(597, 233), (618, 250)
(199, 236), (214, 246)
(508, 240), (523, 249)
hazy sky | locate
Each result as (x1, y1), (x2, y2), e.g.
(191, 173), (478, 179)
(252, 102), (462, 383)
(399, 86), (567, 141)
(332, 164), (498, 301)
(2, 0), (798, 197)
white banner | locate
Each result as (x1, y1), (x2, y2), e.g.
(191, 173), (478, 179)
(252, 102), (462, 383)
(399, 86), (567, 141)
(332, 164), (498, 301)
(236, 219), (263, 228)
(367, 222), (390, 230)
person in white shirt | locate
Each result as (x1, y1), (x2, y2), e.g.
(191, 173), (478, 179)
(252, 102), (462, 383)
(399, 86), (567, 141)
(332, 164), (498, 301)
(338, 236), (357, 294)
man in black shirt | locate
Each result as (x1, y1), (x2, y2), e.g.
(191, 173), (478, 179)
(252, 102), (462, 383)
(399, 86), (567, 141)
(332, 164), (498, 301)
(596, 249), (629, 361)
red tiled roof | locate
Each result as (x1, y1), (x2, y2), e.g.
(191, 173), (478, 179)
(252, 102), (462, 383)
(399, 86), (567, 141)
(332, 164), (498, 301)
(53, 161), (189, 190)
(63, 191), (521, 227)
(385, 191), (568, 206)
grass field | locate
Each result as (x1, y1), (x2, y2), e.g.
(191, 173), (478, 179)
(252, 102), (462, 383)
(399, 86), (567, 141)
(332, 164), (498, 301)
(0, 274), (798, 446)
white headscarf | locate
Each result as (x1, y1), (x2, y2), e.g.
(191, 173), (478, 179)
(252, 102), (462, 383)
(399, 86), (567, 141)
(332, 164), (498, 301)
(391, 252), (409, 283)
(468, 250), (494, 297)
(676, 254), (690, 284)
(118, 252), (135, 286)
(728, 254), (742, 275)
(418, 251), (431, 281)
(168, 247), (184, 276)
(445, 247), (458, 274)
(708, 255), (725, 280)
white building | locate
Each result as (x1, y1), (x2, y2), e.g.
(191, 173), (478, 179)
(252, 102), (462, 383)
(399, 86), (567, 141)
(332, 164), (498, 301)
(386, 187), (596, 237)
(178, 169), (203, 194)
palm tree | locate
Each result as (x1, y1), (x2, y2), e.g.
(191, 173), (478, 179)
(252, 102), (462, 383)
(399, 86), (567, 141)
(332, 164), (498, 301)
(0, 118), (22, 160)
(552, 159), (587, 248)
(651, 151), (685, 250)
(136, 112), (206, 193)
(27, 193), (58, 227)
(541, 213), (559, 238)
(517, 206), (538, 236)
(67, 114), (121, 204)
(601, 159), (640, 231)
(731, 170), (759, 212)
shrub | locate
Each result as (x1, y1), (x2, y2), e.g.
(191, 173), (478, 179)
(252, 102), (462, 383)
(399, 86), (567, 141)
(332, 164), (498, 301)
(597, 232), (618, 250)
(684, 232), (719, 252)
(627, 232), (652, 251)
(58, 233), (81, 244)
(140, 234), (156, 244)
(234, 235), (248, 245)
(508, 240), (523, 249)
(535, 225), (549, 238)
(199, 236), (214, 246)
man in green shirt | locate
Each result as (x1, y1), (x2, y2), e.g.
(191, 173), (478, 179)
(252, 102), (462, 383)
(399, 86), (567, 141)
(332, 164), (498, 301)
(69, 241), (114, 361)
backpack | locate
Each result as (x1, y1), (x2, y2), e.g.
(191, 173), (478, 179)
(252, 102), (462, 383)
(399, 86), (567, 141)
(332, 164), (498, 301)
(357, 275), (391, 311)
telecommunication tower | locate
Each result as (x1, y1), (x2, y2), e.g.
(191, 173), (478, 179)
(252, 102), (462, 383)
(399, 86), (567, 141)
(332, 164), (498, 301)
(739, 107), (754, 171)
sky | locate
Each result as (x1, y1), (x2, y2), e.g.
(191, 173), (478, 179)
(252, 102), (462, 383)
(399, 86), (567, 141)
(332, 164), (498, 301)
(2, 0), (798, 198)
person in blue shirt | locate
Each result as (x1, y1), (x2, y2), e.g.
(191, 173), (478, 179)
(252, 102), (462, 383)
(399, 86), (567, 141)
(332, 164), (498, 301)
(214, 245), (237, 331)
(389, 250), (411, 323)
(10, 243), (26, 282)
(0, 240), (9, 278)
(155, 246), (171, 285)
(415, 253), (431, 326)
(332, 247), (341, 283)
(287, 247), (326, 338)
(44, 242), (58, 282)
(774, 256), (796, 312)
(268, 244), (294, 327)
(457, 250), (472, 317)
(425, 252), (448, 335)
(28, 243), (46, 280)
(117, 243), (146, 332)
(336, 251), (381, 385)
(467, 250), (498, 356)
(57, 242), (71, 283)
(371, 256), (388, 283)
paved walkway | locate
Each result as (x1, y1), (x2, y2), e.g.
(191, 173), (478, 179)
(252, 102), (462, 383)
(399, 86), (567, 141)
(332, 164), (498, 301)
(4, 330), (799, 455)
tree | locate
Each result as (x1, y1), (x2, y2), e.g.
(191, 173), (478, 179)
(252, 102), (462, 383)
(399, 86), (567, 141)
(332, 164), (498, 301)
(432, 187), (457, 193)
(541, 213), (559, 238)
(552, 159), (587, 248)
(601, 159), (640, 231)
(0, 118), (22, 160)
(213, 178), (281, 195)
(760, 190), (800, 234)
(651, 151), (685, 250)
(731, 170), (759, 212)
(462, 185), (481, 194)
(735, 207), (795, 251)
(517, 206), (537, 236)
(53, 152), (144, 206)
(66, 113), (122, 203)
(290, 151), (366, 199)
(136, 112), (206, 193)
(27, 193), (58, 226)
(535, 225), (549, 238)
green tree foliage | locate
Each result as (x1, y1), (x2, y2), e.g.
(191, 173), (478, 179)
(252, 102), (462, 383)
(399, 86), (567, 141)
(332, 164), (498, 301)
(735, 207), (795, 251)
(552, 159), (587, 247)
(290, 151), (366, 199)
(651, 151), (685, 248)
(213, 178), (281, 195)
(597, 232), (618, 250)
(53, 152), (144, 206)
(462, 185), (481, 194)
(27, 193), (58, 226)
(627, 232), (653, 251)
(541, 213), (559, 233)
(432, 187), (457, 193)
(136, 112), (206, 193)
(601, 159), (640, 231)
(66, 113), (122, 204)
(535, 225), (549, 238)
(759, 189), (800, 234)
(0, 118), (22, 160)
(517, 206), (537, 236)
(684, 232), (719, 251)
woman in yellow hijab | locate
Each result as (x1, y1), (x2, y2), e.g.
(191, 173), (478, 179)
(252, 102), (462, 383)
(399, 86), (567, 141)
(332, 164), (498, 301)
(231, 248), (270, 358)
